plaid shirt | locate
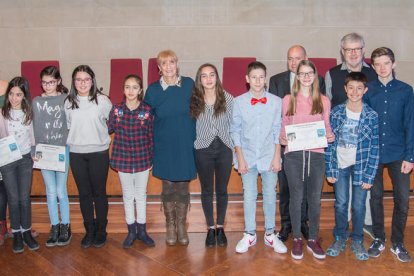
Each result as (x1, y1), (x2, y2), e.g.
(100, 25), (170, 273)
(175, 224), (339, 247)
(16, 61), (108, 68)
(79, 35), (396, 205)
(108, 102), (154, 173)
(325, 103), (379, 185)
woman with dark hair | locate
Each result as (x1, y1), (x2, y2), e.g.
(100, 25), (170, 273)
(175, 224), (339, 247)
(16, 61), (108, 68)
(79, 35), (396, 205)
(144, 50), (196, 246)
(32, 66), (71, 247)
(0, 77), (38, 253)
(64, 65), (112, 248)
(190, 63), (233, 247)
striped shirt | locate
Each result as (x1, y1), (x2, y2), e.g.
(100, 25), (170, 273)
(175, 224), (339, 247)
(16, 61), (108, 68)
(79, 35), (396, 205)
(194, 91), (233, 150)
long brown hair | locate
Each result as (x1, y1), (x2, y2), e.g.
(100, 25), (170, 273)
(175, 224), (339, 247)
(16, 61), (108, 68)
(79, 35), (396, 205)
(2, 77), (33, 125)
(286, 60), (323, 116)
(190, 63), (226, 118)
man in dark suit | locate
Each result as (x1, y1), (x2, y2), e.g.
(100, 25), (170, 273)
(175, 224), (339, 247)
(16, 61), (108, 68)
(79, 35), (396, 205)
(268, 45), (325, 242)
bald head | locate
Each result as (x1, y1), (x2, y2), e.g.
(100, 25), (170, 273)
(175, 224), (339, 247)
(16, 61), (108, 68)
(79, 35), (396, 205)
(287, 45), (307, 73)
(0, 80), (8, 96)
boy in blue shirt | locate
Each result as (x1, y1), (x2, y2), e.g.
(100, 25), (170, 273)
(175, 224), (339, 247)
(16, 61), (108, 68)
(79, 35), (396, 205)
(364, 47), (414, 263)
(230, 61), (287, 254)
(325, 72), (379, 260)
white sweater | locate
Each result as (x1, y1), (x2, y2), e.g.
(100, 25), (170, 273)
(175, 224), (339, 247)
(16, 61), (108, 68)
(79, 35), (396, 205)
(65, 94), (112, 153)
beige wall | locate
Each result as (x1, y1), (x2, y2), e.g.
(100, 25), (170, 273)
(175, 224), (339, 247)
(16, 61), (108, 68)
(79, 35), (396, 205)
(0, 0), (413, 91)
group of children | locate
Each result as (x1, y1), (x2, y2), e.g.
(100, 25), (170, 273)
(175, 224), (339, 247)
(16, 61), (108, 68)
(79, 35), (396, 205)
(0, 46), (412, 264)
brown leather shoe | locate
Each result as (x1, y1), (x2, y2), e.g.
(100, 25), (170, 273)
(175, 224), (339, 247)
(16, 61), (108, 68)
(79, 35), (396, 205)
(163, 202), (177, 245)
(175, 202), (189, 245)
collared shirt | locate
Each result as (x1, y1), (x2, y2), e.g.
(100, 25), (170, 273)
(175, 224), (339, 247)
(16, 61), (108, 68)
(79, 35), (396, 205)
(230, 91), (282, 172)
(108, 101), (154, 173)
(364, 78), (414, 163)
(194, 91), (233, 150)
(325, 103), (379, 185)
(160, 75), (182, 91)
(325, 61), (371, 100)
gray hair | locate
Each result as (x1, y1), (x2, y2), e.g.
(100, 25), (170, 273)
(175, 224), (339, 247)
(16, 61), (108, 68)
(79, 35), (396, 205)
(340, 32), (365, 48)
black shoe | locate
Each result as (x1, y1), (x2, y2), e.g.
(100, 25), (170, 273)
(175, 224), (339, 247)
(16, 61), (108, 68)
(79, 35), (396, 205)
(58, 224), (72, 246)
(391, 243), (411, 262)
(216, 227), (227, 247)
(277, 226), (291, 242)
(368, 238), (385, 257)
(94, 220), (107, 248)
(123, 223), (136, 249)
(12, 232), (24, 254)
(22, 230), (40, 251)
(205, 228), (216, 247)
(136, 223), (155, 247)
(46, 224), (60, 247)
(301, 222), (309, 240)
(81, 221), (95, 249)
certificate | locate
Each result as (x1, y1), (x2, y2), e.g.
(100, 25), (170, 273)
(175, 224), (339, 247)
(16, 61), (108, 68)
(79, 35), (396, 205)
(0, 135), (22, 167)
(33, 144), (66, 172)
(285, 121), (328, 152)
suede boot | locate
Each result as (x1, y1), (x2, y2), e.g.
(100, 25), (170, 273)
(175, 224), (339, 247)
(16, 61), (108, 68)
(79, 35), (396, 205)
(163, 201), (177, 245)
(81, 221), (95, 249)
(136, 223), (155, 247)
(94, 220), (108, 248)
(123, 223), (136, 249)
(176, 202), (189, 245)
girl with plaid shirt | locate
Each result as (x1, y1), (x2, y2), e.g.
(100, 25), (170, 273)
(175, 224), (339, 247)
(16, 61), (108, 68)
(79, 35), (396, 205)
(108, 75), (155, 248)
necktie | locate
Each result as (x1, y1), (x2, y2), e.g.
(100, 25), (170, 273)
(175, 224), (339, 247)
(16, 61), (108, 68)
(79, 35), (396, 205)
(251, 97), (267, 105)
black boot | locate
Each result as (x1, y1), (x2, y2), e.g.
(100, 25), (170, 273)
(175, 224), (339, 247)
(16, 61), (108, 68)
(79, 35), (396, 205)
(216, 227), (227, 247)
(136, 223), (155, 247)
(94, 220), (108, 248)
(205, 228), (216, 247)
(12, 232), (24, 254)
(81, 221), (95, 249)
(46, 224), (60, 247)
(23, 230), (40, 251)
(123, 223), (136, 249)
(58, 223), (72, 246)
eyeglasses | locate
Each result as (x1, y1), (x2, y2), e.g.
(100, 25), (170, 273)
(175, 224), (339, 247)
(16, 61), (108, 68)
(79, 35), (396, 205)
(297, 71), (315, 78)
(41, 80), (57, 87)
(75, 78), (92, 84)
(343, 47), (363, 54)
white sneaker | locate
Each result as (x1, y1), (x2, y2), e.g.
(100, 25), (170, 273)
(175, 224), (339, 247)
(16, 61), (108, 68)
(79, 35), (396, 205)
(235, 233), (257, 253)
(264, 233), (288, 254)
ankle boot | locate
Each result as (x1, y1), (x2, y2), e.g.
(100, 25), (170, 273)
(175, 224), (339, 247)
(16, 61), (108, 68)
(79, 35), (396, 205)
(81, 221), (95, 248)
(163, 201), (177, 245)
(123, 223), (136, 249)
(94, 220), (108, 248)
(136, 223), (155, 247)
(176, 202), (189, 245)
(205, 228), (216, 247)
(12, 232), (24, 254)
(23, 230), (40, 251)
(0, 220), (7, 246)
(46, 224), (60, 247)
(216, 227), (227, 247)
(58, 223), (72, 246)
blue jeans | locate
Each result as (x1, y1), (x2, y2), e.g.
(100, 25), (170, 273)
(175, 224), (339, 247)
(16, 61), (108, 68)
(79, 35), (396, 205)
(0, 154), (33, 231)
(241, 167), (277, 234)
(333, 165), (367, 242)
(41, 146), (70, 225)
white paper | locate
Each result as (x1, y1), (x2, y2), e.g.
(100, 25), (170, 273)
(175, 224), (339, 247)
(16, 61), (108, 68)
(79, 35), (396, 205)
(285, 120), (328, 152)
(33, 144), (66, 172)
(0, 135), (23, 167)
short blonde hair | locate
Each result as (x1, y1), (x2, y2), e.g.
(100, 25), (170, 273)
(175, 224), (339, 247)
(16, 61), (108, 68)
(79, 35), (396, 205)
(157, 49), (178, 65)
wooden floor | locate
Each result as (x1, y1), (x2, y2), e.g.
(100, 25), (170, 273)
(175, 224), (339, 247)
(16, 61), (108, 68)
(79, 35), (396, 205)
(0, 195), (413, 275)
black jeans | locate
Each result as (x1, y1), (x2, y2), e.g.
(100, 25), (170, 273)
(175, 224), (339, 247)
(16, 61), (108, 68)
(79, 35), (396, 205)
(0, 179), (7, 221)
(278, 146), (308, 229)
(0, 154), (33, 231)
(70, 150), (109, 224)
(284, 151), (325, 240)
(195, 137), (232, 227)
(370, 160), (410, 244)
(161, 180), (190, 203)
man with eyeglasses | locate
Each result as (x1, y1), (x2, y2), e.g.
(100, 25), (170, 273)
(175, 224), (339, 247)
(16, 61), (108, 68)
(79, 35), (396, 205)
(325, 33), (377, 242)
(268, 45), (325, 243)
(325, 32), (377, 108)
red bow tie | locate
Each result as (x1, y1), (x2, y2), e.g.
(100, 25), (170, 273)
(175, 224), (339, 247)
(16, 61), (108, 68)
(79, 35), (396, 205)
(251, 97), (267, 105)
